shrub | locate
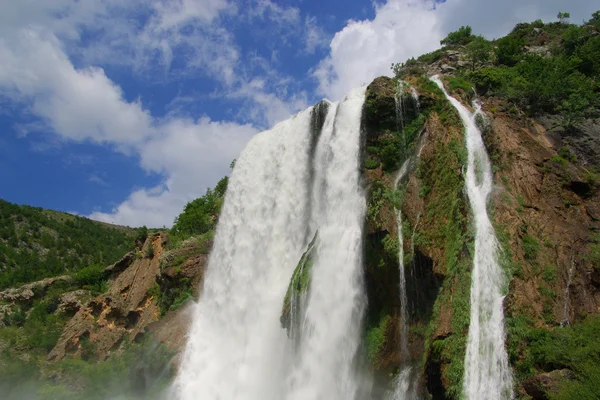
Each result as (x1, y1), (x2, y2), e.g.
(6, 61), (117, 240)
(522, 235), (540, 260)
(495, 35), (524, 66)
(74, 264), (106, 288)
(441, 26), (473, 46)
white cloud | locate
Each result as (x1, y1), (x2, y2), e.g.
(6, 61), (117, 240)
(0, 0), (264, 227)
(304, 16), (330, 54)
(0, 28), (152, 148)
(89, 117), (257, 227)
(314, 0), (441, 100)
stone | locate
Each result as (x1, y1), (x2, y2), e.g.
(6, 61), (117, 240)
(0, 275), (72, 304)
(57, 290), (92, 314)
(523, 369), (574, 399)
(440, 64), (456, 73)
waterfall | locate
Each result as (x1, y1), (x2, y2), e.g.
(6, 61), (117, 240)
(285, 86), (368, 400)
(431, 76), (513, 400)
(171, 108), (314, 400)
(172, 86), (369, 400)
(395, 160), (411, 362)
(392, 170), (419, 399)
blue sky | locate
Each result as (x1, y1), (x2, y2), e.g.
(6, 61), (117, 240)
(0, 0), (596, 227)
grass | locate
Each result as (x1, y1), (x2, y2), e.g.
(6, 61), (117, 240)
(523, 234), (540, 261)
(366, 314), (391, 364)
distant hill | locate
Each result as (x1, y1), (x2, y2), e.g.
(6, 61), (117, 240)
(0, 199), (141, 289)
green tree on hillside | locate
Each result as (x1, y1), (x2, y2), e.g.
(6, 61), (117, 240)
(441, 26), (473, 46)
(466, 36), (493, 70)
(557, 11), (571, 24)
(495, 35), (524, 66)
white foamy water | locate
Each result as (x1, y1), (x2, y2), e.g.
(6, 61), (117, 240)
(172, 86), (370, 400)
(284, 86), (368, 400)
(431, 76), (513, 400)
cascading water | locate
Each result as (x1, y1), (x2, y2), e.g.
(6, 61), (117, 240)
(172, 87), (370, 400)
(395, 160), (411, 363)
(392, 160), (419, 400)
(171, 108), (314, 400)
(392, 85), (422, 400)
(431, 76), (513, 400)
(285, 86), (368, 400)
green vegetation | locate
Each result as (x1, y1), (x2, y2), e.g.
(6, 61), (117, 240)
(170, 176), (228, 242)
(74, 264), (107, 294)
(0, 199), (138, 289)
(282, 233), (317, 314)
(506, 315), (600, 399)
(466, 36), (492, 71)
(366, 314), (391, 364)
(469, 12), (600, 125)
(440, 25), (474, 46)
(522, 234), (540, 261)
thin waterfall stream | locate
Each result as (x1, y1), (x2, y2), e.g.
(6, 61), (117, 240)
(431, 76), (513, 400)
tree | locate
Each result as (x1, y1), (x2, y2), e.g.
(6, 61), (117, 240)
(495, 35), (524, 66)
(558, 12), (571, 24)
(466, 36), (492, 70)
(441, 26), (473, 46)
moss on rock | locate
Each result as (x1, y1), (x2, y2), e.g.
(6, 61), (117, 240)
(280, 232), (318, 332)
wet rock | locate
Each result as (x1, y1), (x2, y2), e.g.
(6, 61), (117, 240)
(523, 369), (574, 400)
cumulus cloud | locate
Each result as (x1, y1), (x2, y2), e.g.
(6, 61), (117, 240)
(314, 0), (441, 100)
(0, 0), (306, 227)
(0, 29), (152, 148)
(89, 117), (257, 227)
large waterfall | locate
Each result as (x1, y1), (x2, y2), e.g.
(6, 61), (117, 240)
(431, 76), (513, 399)
(171, 87), (369, 400)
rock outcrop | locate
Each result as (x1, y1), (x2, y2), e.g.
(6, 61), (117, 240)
(48, 232), (209, 362)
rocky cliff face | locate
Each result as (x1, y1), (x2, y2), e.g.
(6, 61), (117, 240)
(47, 232), (209, 363)
(360, 73), (600, 399)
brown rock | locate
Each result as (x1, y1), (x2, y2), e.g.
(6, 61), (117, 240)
(48, 234), (166, 361)
(522, 369), (574, 399)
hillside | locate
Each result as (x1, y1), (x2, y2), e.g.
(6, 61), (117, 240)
(0, 177), (229, 399)
(0, 199), (141, 289)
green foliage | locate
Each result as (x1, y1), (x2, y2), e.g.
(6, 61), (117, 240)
(445, 75), (473, 97)
(542, 265), (557, 283)
(364, 158), (379, 169)
(282, 234), (317, 312)
(136, 226), (148, 243)
(0, 199), (136, 289)
(155, 277), (193, 316)
(557, 12), (571, 24)
(366, 314), (391, 364)
(586, 234), (600, 273)
(145, 244), (155, 259)
(523, 234), (540, 261)
(466, 36), (493, 70)
(171, 176), (228, 240)
(440, 25), (473, 46)
(495, 35), (524, 66)
(367, 180), (402, 229)
(531, 316), (600, 398)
